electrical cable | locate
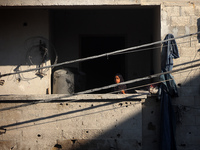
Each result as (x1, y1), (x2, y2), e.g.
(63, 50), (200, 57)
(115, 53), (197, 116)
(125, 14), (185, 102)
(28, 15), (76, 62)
(111, 39), (198, 56)
(0, 31), (199, 78)
(108, 78), (174, 94)
(16, 61), (200, 104)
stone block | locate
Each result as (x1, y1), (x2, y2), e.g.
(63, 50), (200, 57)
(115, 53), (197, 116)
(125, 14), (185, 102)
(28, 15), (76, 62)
(171, 16), (190, 26)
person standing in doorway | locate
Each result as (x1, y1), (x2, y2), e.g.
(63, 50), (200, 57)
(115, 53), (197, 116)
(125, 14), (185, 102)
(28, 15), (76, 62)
(113, 73), (127, 94)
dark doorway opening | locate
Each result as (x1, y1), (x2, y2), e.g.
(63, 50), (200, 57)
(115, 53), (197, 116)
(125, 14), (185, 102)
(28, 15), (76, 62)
(80, 36), (126, 93)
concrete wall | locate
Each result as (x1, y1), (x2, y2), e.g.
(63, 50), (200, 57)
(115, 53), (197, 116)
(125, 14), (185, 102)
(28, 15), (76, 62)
(161, 3), (200, 150)
(0, 94), (144, 150)
(0, 9), (51, 94)
(0, 0), (200, 150)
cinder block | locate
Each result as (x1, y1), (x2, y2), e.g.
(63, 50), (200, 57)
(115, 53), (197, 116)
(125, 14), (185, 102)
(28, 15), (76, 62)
(190, 15), (199, 26)
(179, 113), (196, 125)
(171, 16), (190, 26)
(190, 26), (198, 34)
(195, 116), (200, 125)
(171, 26), (186, 36)
(195, 6), (200, 16)
(163, 6), (180, 17)
(173, 96), (195, 106)
(180, 47), (196, 56)
(194, 96), (200, 106)
(190, 76), (200, 86)
(180, 87), (200, 96)
(176, 125), (200, 138)
(181, 6), (195, 16)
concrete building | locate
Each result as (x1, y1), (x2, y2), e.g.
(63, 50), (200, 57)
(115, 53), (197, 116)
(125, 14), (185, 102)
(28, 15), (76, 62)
(0, 0), (200, 149)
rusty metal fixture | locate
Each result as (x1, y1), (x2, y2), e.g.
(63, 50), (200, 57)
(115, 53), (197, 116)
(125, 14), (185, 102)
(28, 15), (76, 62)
(0, 80), (5, 86)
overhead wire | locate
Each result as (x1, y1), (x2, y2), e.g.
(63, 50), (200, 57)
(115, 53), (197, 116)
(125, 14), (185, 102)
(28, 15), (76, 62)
(0, 32), (199, 106)
(0, 49), (199, 107)
(0, 31), (199, 78)
(17, 61), (199, 104)
(108, 78), (174, 94)
(0, 63), (199, 111)
(111, 38), (198, 56)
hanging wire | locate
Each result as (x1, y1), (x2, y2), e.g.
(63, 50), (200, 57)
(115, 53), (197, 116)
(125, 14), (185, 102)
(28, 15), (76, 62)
(0, 31), (199, 78)
(13, 36), (59, 81)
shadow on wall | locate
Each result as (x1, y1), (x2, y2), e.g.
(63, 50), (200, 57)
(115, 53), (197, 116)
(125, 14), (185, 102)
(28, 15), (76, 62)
(0, 96), (143, 150)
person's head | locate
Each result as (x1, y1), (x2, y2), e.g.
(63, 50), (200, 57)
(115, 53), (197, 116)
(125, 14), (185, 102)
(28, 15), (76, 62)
(114, 73), (124, 84)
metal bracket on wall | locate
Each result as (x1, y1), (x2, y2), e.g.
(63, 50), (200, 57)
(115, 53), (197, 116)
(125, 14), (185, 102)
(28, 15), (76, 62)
(0, 127), (6, 135)
(0, 80), (5, 86)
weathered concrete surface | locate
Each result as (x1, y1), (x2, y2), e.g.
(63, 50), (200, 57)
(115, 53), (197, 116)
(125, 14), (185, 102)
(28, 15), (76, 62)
(0, 1), (200, 150)
(0, 9), (51, 95)
(0, 0), (200, 6)
(0, 94), (144, 150)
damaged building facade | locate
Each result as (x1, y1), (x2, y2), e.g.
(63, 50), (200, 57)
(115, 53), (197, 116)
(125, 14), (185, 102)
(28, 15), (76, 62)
(0, 0), (200, 150)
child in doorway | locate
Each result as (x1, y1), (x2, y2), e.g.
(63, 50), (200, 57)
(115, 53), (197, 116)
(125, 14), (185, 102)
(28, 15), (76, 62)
(113, 73), (127, 94)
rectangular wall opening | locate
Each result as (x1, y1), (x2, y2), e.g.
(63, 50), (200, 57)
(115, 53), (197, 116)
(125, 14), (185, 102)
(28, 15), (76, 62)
(51, 5), (161, 94)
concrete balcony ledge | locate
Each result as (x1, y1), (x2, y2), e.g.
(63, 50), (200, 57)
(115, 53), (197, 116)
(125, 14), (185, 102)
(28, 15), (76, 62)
(0, 91), (149, 102)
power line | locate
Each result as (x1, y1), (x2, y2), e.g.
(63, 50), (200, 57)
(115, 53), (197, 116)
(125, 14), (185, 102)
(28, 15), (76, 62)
(1, 62), (199, 107)
(111, 39), (198, 56)
(108, 78), (174, 94)
(24, 61), (200, 104)
(0, 31), (199, 78)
